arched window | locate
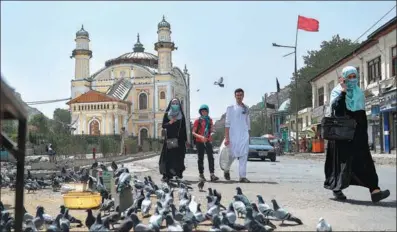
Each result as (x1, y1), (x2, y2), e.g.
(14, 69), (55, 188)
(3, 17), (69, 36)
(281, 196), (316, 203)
(160, 91), (166, 99)
(89, 119), (100, 135)
(107, 104), (109, 109)
(73, 106), (76, 111)
(139, 93), (148, 110)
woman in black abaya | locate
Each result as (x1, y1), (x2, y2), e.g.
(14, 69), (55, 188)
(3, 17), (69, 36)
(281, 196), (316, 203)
(159, 98), (188, 181)
(324, 66), (390, 203)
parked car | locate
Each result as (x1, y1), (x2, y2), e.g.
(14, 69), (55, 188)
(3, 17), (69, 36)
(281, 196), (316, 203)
(248, 137), (276, 162)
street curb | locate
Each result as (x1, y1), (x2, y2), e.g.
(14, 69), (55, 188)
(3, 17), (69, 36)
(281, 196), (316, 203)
(28, 152), (160, 177)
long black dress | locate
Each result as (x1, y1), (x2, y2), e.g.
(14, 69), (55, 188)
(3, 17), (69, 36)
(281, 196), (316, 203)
(158, 113), (187, 179)
(324, 92), (379, 192)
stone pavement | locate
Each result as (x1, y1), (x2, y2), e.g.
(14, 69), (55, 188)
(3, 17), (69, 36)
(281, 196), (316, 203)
(125, 153), (396, 231)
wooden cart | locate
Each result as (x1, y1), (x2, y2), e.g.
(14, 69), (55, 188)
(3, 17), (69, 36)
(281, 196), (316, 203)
(0, 76), (28, 231)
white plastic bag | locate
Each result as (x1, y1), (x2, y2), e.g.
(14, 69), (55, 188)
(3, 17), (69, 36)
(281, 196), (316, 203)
(219, 139), (232, 171)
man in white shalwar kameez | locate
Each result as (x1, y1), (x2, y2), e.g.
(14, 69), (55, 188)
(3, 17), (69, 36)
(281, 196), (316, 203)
(224, 88), (251, 183)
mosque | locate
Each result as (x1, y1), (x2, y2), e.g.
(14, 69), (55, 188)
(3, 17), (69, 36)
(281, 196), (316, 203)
(66, 16), (191, 144)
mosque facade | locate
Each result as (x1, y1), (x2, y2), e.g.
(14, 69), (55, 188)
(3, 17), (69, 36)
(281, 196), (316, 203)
(66, 16), (191, 144)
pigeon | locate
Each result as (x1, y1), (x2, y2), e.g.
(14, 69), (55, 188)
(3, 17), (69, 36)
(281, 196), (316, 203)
(193, 203), (205, 223)
(85, 209), (95, 229)
(235, 187), (251, 207)
(256, 195), (274, 218)
(148, 207), (163, 231)
(141, 192), (152, 217)
(188, 196), (198, 214)
(89, 212), (109, 232)
(232, 195), (247, 218)
(271, 199), (302, 225)
(197, 181), (205, 191)
(225, 203), (237, 224)
(317, 217), (332, 232)
(165, 214), (183, 231)
(214, 77), (225, 87)
(245, 207), (274, 232)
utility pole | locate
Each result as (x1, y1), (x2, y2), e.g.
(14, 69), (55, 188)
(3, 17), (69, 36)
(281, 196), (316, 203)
(264, 93), (268, 134)
(272, 42), (300, 152)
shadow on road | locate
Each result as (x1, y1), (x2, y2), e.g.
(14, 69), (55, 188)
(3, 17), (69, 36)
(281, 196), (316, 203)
(330, 198), (397, 208)
(278, 223), (301, 227)
(249, 159), (280, 163)
(183, 179), (278, 185)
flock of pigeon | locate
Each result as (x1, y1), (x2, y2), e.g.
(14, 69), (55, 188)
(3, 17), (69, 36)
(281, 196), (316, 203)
(0, 160), (333, 231)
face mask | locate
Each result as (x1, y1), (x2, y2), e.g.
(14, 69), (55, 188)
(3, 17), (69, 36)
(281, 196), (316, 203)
(171, 104), (180, 111)
(346, 78), (358, 89)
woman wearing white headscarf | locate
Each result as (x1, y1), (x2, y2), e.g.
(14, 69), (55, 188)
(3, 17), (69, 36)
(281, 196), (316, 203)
(158, 98), (188, 181)
(324, 66), (390, 203)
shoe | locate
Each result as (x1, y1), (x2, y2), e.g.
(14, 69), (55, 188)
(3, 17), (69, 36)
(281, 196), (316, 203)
(224, 171), (230, 181)
(239, 178), (250, 183)
(371, 189), (390, 203)
(199, 174), (206, 181)
(210, 174), (219, 182)
(161, 176), (169, 182)
(333, 190), (347, 200)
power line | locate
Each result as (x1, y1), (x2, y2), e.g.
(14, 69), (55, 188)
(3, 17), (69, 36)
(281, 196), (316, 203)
(352, 5), (396, 44)
(26, 97), (71, 105)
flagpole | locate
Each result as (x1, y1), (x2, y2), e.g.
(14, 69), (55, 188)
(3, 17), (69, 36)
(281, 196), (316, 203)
(294, 16), (300, 152)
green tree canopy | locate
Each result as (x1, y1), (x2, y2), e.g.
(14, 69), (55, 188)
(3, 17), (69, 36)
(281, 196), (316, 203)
(52, 108), (71, 134)
(288, 34), (360, 111)
(29, 113), (48, 134)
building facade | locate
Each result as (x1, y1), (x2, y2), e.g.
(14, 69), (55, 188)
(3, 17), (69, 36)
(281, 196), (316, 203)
(310, 17), (396, 153)
(66, 17), (191, 144)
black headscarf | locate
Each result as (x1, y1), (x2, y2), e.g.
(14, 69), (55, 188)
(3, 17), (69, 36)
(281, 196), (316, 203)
(164, 98), (186, 121)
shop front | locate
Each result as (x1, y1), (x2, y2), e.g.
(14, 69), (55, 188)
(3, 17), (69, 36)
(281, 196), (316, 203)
(365, 96), (381, 152)
(379, 89), (397, 153)
(311, 105), (328, 153)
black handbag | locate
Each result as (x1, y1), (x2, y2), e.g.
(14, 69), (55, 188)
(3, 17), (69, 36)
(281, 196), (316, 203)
(166, 119), (182, 149)
(321, 108), (357, 141)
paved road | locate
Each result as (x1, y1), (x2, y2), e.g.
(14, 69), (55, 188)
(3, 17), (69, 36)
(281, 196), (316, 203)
(128, 153), (396, 231)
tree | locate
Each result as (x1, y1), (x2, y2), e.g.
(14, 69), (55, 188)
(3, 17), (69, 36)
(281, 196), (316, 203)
(288, 35), (360, 111)
(29, 113), (48, 134)
(1, 120), (17, 135)
(52, 108), (71, 134)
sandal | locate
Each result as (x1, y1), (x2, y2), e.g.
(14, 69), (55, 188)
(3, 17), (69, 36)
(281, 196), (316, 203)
(371, 189), (390, 203)
(333, 190), (347, 200)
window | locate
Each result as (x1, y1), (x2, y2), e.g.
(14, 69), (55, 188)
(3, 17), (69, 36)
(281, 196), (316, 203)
(355, 67), (360, 87)
(318, 87), (324, 106)
(305, 116), (309, 126)
(160, 91), (165, 99)
(367, 56), (381, 84)
(139, 93), (148, 110)
(392, 46), (397, 77)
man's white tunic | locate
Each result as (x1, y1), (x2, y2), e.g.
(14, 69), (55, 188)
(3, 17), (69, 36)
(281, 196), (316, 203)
(225, 104), (250, 158)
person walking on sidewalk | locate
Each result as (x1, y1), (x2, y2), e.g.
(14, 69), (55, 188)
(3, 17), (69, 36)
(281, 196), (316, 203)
(192, 104), (219, 182)
(223, 88), (251, 183)
(324, 66), (390, 203)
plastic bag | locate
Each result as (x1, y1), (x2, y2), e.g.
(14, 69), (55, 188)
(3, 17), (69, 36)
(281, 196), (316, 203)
(219, 139), (232, 171)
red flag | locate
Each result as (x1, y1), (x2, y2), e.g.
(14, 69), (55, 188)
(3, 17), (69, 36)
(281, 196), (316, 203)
(297, 15), (319, 32)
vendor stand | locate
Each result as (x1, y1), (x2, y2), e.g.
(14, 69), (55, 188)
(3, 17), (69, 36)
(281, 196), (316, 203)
(0, 76), (27, 231)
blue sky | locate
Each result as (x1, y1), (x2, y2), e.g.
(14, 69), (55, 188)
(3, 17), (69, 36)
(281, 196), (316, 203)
(1, 1), (396, 119)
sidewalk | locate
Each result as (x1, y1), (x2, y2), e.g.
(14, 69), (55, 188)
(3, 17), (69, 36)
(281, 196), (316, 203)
(285, 152), (396, 165)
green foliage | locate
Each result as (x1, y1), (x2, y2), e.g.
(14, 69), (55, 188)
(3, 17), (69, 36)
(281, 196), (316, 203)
(29, 113), (49, 134)
(52, 108), (71, 134)
(288, 34), (360, 111)
(1, 120), (17, 135)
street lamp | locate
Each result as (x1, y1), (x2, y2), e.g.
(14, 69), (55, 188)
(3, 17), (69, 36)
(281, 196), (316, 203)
(272, 42), (299, 152)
